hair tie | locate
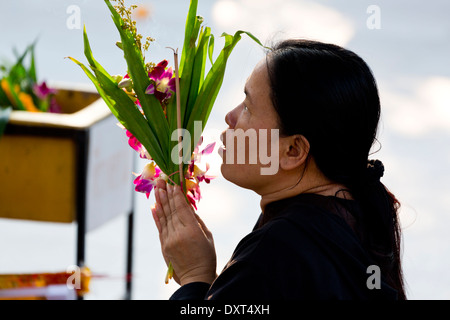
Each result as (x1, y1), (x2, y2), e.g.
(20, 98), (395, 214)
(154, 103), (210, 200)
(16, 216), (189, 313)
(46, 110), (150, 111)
(367, 159), (384, 182)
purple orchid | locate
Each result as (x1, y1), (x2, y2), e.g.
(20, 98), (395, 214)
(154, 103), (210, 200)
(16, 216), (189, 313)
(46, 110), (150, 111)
(33, 81), (57, 100)
(145, 60), (176, 102)
(133, 162), (161, 198)
(184, 139), (216, 209)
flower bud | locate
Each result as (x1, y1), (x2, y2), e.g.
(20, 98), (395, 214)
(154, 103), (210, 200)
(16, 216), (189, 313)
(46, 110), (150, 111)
(112, 75), (123, 84)
(118, 78), (133, 91)
(159, 173), (169, 182)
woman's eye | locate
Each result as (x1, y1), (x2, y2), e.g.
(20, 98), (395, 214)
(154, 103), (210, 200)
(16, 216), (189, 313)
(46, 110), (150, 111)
(243, 105), (249, 111)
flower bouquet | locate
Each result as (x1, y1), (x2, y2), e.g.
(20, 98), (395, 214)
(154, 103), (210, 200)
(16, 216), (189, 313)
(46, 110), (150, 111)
(0, 42), (61, 138)
(69, 0), (263, 282)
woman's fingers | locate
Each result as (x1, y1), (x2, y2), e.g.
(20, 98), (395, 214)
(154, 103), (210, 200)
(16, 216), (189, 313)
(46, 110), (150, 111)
(152, 183), (217, 286)
(155, 178), (167, 191)
(172, 185), (199, 227)
(158, 188), (170, 214)
(153, 181), (199, 234)
(194, 212), (213, 240)
(153, 180), (173, 235)
(166, 184), (179, 225)
(151, 206), (162, 234)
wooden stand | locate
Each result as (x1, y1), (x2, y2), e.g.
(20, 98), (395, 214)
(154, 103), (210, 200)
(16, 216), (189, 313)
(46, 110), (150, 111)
(0, 84), (135, 299)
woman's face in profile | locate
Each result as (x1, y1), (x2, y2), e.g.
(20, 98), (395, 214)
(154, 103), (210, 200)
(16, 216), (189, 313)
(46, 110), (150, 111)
(220, 58), (282, 193)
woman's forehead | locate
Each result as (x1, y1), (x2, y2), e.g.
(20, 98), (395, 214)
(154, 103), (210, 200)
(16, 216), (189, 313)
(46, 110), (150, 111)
(245, 59), (270, 95)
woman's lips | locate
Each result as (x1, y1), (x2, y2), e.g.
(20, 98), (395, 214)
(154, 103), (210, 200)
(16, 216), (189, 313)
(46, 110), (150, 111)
(218, 144), (226, 158)
(219, 130), (228, 158)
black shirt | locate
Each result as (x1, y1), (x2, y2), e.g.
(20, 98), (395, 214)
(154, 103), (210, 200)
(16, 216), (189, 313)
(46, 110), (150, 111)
(170, 193), (398, 300)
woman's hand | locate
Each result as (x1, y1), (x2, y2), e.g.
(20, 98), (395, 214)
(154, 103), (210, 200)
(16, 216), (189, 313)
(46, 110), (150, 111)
(151, 179), (217, 286)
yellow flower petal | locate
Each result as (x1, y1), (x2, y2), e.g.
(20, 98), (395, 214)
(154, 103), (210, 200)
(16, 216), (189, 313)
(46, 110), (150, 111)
(18, 92), (40, 112)
(1, 79), (16, 107)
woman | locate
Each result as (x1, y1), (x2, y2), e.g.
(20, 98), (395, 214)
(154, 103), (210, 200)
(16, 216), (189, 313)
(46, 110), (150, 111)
(151, 39), (406, 300)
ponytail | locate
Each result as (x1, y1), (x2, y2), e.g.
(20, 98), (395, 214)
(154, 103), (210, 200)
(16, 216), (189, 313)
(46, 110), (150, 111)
(354, 160), (405, 299)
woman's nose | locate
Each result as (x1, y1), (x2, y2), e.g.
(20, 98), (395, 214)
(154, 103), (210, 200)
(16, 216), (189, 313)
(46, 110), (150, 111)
(225, 105), (239, 128)
(225, 111), (233, 128)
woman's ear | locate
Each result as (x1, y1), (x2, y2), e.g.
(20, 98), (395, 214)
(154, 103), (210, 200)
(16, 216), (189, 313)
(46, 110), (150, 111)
(279, 135), (310, 171)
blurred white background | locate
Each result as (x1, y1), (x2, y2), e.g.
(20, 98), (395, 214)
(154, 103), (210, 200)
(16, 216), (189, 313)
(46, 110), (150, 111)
(0, 0), (449, 299)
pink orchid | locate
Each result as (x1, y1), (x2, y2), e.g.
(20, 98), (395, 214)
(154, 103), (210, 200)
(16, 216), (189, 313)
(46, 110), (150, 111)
(48, 97), (62, 113)
(145, 60), (176, 102)
(133, 162), (161, 198)
(33, 81), (57, 100)
(135, 98), (142, 109)
(125, 130), (151, 160)
(192, 137), (215, 161)
(186, 163), (214, 186)
(188, 138), (216, 180)
(193, 163), (213, 184)
(183, 139), (216, 209)
(117, 123), (152, 160)
(32, 82), (61, 113)
(185, 179), (201, 210)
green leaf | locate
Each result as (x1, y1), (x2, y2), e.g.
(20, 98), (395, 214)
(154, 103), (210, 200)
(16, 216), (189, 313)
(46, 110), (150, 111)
(208, 34), (215, 65)
(35, 96), (49, 113)
(239, 30), (269, 50)
(179, 0), (199, 77)
(186, 32), (238, 131)
(178, 11), (204, 127)
(167, 3), (206, 172)
(9, 63), (27, 87)
(69, 55), (169, 173)
(1, 78), (25, 110)
(94, 67), (169, 173)
(185, 31), (263, 151)
(66, 57), (115, 110)
(29, 43), (37, 83)
(195, 27), (211, 92)
(83, 25), (114, 83)
(82, 19), (169, 170)
(0, 82), (10, 106)
(104, 0), (170, 157)
(8, 44), (32, 85)
(184, 26), (211, 124)
(0, 106), (12, 139)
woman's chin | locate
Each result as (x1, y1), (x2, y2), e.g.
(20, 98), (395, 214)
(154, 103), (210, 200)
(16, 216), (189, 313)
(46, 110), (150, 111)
(220, 163), (235, 185)
(220, 163), (252, 191)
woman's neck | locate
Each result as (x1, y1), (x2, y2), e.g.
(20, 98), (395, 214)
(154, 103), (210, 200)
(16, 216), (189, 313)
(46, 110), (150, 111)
(259, 169), (352, 213)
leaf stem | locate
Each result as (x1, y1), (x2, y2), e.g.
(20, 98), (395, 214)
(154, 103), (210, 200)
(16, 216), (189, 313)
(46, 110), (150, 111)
(170, 47), (184, 192)
(165, 262), (174, 284)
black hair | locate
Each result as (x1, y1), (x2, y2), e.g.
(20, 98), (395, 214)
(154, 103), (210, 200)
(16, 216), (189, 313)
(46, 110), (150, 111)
(266, 39), (405, 299)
